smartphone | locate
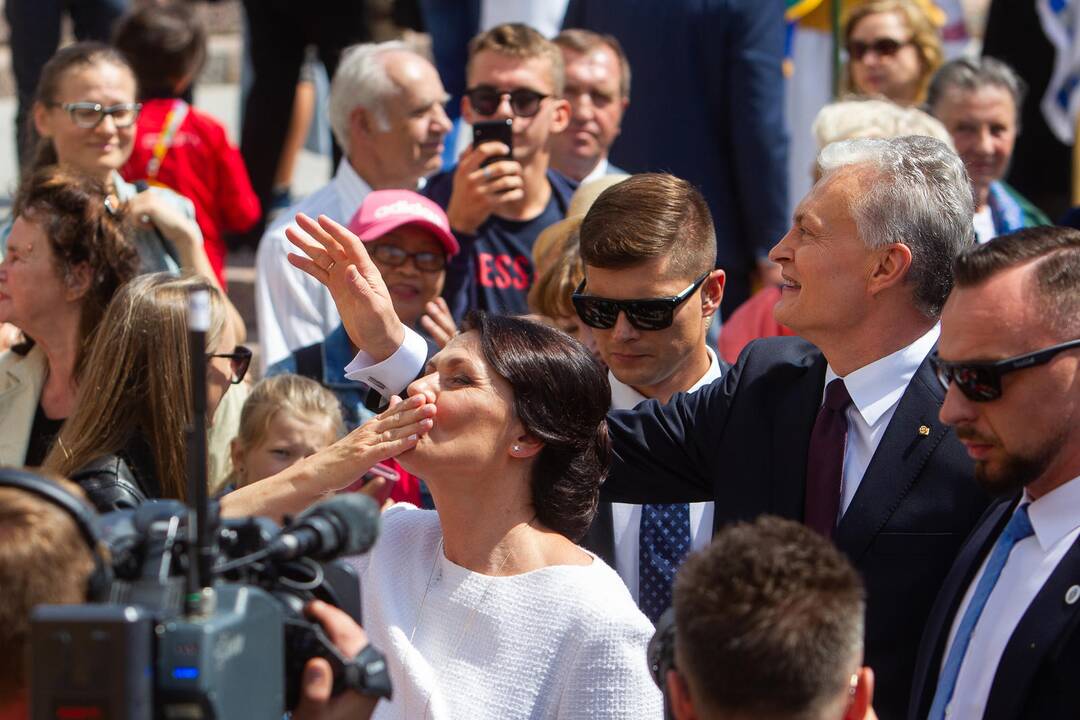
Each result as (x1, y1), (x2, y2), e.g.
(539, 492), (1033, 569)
(472, 118), (513, 167)
(342, 461), (400, 504)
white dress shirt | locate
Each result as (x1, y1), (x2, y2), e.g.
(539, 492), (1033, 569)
(256, 159), (372, 371)
(824, 325), (940, 518)
(608, 349), (721, 602)
(940, 476), (1080, 719)
(579, 157), (611, 186)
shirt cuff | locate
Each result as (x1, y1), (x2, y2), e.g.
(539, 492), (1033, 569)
(343, 325), (428, 400)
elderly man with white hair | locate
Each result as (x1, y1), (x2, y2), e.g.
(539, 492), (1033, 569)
(255, 41), (451, 371)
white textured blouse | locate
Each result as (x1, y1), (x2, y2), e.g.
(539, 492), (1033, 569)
(347, 504), (664, 719)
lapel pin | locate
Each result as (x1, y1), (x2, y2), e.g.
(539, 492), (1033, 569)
(918, 425), (931, 437)
(1066, 585), (1080, 606)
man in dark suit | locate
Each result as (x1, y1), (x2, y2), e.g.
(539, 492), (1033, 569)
(572, 174), (727, 622)
(599, 136), (989, 719)
(280, 136), (987, 719)
(908, 227), (1080, 720)
(561, 0), (789, 316)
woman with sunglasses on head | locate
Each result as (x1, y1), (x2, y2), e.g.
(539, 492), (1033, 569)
(0, 167), (138, 469)
(1, 42), (244, 339)
(844, 0), (943, 107)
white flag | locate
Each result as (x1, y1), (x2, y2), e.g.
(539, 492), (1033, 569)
(1038, 0), (1080, 144)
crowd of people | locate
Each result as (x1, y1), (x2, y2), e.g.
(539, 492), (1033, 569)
(1, 1), (1078, 719)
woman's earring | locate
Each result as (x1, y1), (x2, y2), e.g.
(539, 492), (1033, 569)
(512, 445), (521, 453)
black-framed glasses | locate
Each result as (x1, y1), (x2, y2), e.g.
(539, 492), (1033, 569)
(370, 244), (447, 272)
(207, 345), (253, 385)
(572, 273), (711, 331)
(57, 102), (142, 129)
(930, 339), (1080, 402)
(465, 86), (549, 118)
(846, 38), (913, 61)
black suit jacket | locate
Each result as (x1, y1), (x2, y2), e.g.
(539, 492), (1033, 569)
(909, 496), (1080, 719)
(601, 337), (988, 720)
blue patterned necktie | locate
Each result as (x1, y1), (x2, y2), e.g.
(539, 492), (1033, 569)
(928, 504), (1035, 719)
(639, 503), (692, 623)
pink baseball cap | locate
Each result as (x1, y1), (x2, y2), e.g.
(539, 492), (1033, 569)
(348, 189), (459, 257)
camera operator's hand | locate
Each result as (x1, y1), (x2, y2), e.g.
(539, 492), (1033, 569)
(446, 143), (524, 234)
(287, 213), (404, 363)
(293, 601), (379, 720)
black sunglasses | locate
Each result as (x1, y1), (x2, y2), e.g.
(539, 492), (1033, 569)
(370, 244), (446, 272)
(846, 38), (912, 61)
(930, 338), (1080, 402)
(572, 273), (711, 331)
(56, 101), (142, 129)
(207, 345), (253, 385)
(465, 86), (549, 118)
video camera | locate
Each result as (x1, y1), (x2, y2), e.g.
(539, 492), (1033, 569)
(27, 288), (392, 719)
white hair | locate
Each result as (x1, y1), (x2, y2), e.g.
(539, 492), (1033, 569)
(328, 41), (415, 154)
(817, 135), (975, 318)
(813, 98), (954, 151)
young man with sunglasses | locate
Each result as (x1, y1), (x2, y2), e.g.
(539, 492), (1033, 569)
(423, 23), (574, 320)
(909, 226), (1080, 720)
(572, 173), (725, 622)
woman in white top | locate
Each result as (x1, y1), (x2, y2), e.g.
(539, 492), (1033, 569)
(260, 213), (663, 719)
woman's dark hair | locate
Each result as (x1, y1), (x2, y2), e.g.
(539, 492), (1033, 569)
(29, 42), (135, 174)
(463, 311), (611, 541)
(113, 4), (207, 99)
(13, 166), (138, 377)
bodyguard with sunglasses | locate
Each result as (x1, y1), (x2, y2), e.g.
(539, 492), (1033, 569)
(572, 174), (726, 623)
(910, 227), (1080, 720)
(422, 23), (574, 320)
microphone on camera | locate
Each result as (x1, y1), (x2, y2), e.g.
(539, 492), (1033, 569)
(267, 494), (381, 561)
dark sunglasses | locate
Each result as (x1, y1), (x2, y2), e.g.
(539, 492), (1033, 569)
(930, 339), (1080, 402)
(370, 244), (446, 272)
(465, 86), (549, 118)
(56, 101), (142, 129)
(846, 38), (912, 61)
(572, 273), (711, 331)
(207, 345), (253, 385)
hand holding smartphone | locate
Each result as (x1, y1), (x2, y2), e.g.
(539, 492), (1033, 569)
(472, 119), (513, 167)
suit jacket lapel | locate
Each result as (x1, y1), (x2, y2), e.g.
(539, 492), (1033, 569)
(985, 536), (1080, 719)
(909, 498), (1015, 718)
(835, 357), (948, 559)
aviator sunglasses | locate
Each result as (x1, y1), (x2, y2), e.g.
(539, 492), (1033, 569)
(207, 345), (253, 385)
(572, 273), (711, 331)
(846, 38), (913, 61)
(465, 86), (549, 118)
(930, 338), (1080, 402)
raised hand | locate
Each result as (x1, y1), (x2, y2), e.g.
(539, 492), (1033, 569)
(445, 142), (524, 234)
(286, 213), (404, 361)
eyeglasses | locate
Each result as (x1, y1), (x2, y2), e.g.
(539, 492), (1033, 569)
(57, 102), (143, 129)
(846, 38), (913, 61)
(370, 244), (447, 272)
(572, 273), (711, 331)
(930, 339), (1080, 402)
(465, 86), (549, 118)
(207, 345), (253, 385)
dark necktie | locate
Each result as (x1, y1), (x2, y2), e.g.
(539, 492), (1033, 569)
(639, 503), (692, 623)
(804, 378), (852, 538)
